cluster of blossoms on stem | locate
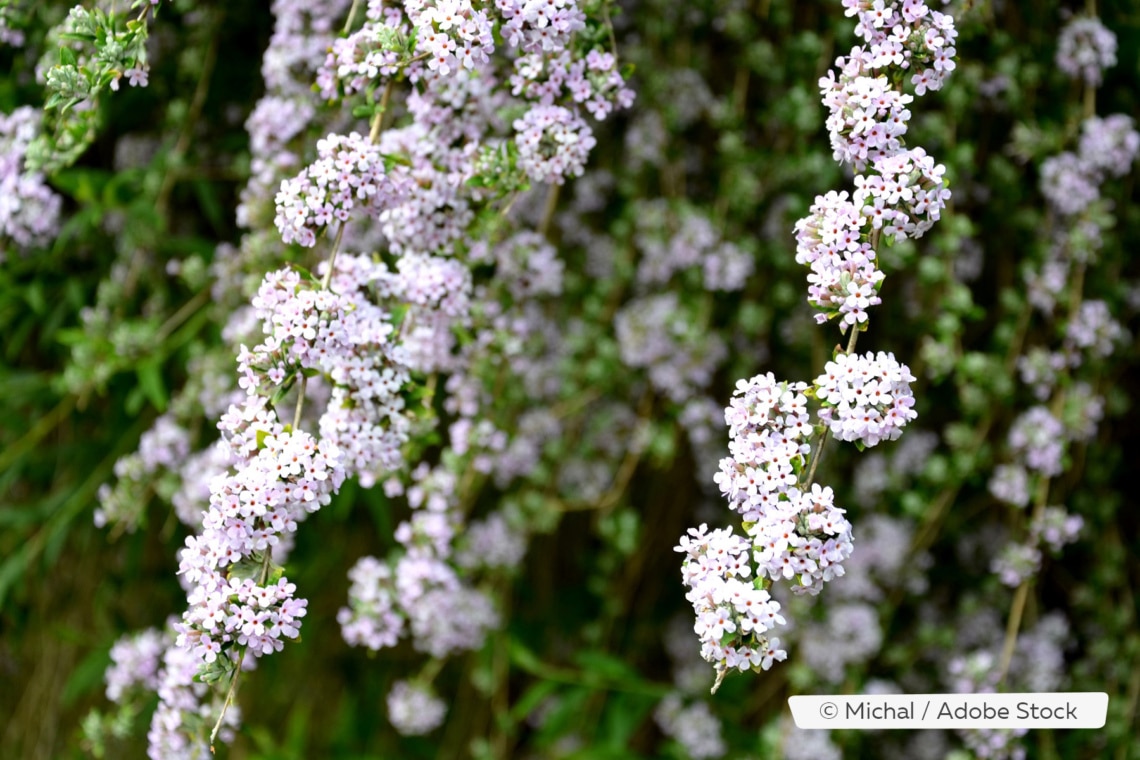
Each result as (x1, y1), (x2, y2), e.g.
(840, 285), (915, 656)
(1039, 114), (1139, 219)
(0, 106), (62, 256)
(386, 679), (448, 736)
(513, 104), (597, 184)
(161, 246), (416, 743)
(814, 350), (917, 446)
(336, 463), (503, 659)
(273, 131), (408, 247)
(632, 200), (754, 292)
(615, 292), (727, 403)
(102, 625), (240, 760)
(1056, 16), (1117, 86)
(176, 422), (345, 666)
(94, 0), (627, 747)
(675, 524), (787, 676)
(798, 0), (955, 327)
(679, 0), (948, 687)
(717, 374), (856, 592)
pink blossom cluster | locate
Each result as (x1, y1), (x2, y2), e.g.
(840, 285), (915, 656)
(1040, 115), (1139, 218)
(1056, 16), (1117, 86)
(165, 248), (418, 707)
(103, 625), (240, 760)
(497, 0), (586, 53)
(511, 48), (635, 120)
(814, 350), (917, 447)
(615, 292), (727, 402)
(831, 0), (957, 163)
(274, 131), (408, 247)
(337, 464), (502, 660)
(0, 106), (62, 255)
(319, 11), (405, 98)
(386, 679), (447, 735)
(714, 373), (856, 594)
(632, 200), (753, 291)
(175, 424), (345, 664)
(793, 190), (885, 327)
(513, 104), (598, 184)
(147, 640), (241, 760)
(797, 0), (955, 326)
(410, 0), (495, 77)
(675, 524), (788, 676)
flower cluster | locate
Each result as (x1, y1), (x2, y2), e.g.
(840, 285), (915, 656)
(830, 1), (957, 162)
(273, 131), (407, 247)
(511, 48), (634, 121)
(410, 0), (495, 78)
(1040, 115), (1139, 218)
(1056, 16), (1117, 86)
(498, 0), (586, 53)
(675, 524), (787, 677)
(717, 374), (857, 593)
(0, 106), (62, 255)
(175, 425), (345, 669)
(337, 464), (501, 664)
(103, 625), (240, 760)
(632, 200), (753, 292)
(615, 292), (727, 403)
(798, 1), (955, 327)
(513, 104), (597, 184)
(814, 351), (917, 447)
(386, 680), (447, 736)
(793, 191), (885, 327)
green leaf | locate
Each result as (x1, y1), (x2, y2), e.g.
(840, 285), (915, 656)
(62, 645), (113, 706)
(136, 359), (167, 411)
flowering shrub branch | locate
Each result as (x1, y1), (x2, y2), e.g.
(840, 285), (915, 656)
(678, 0), (955, 692)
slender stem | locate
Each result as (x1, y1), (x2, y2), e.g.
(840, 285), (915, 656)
(210, 657), (243, 752)
(538, 183), (561, 238)
(802, 428), (830, 490)
(211, 549), (273, 751)
(372, 80), (395, 141)
(0, 395), (76, 473)
(293, 375), (308, 430)
(803, 327), (860, 489)
(343, 0), (362, 34)
(154, 289), (210, 343)
(320, 221), (348, 291)
(997, 580), (1030, 687)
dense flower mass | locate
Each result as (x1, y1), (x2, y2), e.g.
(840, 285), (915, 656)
(513, 104), (597, 184)
(1056, 16), (1117, 86)
(386, 680), (447, 736)
(273, 132), (408, 247)
(814, 351), (917, 447)
(0, 106), (62, 255)
(675, 524), (787, 677)
(23, 0), (1128, 757)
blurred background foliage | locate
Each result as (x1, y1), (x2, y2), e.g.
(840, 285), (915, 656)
(2, 0), (1139, 758)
